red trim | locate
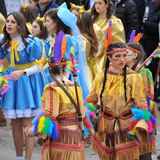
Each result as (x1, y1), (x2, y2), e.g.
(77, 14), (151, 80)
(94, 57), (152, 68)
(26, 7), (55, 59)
(41, 141), (84, 153)
(92, 134), (139, 155)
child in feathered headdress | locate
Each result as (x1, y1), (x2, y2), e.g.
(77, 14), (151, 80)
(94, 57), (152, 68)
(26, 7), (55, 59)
(27, 30), (89, 160)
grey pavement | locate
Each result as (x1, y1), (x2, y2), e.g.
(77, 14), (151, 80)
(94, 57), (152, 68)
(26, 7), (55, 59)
(0, 104), (160, 160)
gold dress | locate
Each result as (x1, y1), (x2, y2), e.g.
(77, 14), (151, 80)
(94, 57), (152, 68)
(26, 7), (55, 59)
(138, 67), (157, 155)
(94, 15), (126, 43)
(85, 68), (150, 160)
(39, 80), (85, 160)
(93, 24), (107, 70)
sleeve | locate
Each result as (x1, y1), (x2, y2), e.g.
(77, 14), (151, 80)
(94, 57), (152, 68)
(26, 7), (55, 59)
(44, 36), (52, 58)
(111, 16), (126, 43)
(138, 68), (154, 99)
(143, 21), (159, 34)
(84, 71), (101, 105)
(26, 37), (42, 61)
(131, 74), (148, 110)
(31, 85), (60, 139)
(128, 74), (157, 144)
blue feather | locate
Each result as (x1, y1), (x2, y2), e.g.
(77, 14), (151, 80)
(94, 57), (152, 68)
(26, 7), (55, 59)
(129, 30), (136, 43)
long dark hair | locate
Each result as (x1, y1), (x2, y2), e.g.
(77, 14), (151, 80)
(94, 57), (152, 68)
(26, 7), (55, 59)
(45, 9), (72, 35)
(100, 42), (127, 103)
(126, 42), (145, 70)
(91, 0), (114, 22)
(33, 20), (48, 40)
(77, 11), (98, 57)
(20, 5), (36, 23)
(1, 12), (30, 54)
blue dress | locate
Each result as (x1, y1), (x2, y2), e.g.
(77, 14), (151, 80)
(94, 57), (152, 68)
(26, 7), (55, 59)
(44, 34), (89, 99)
(0, 34), (45, 119)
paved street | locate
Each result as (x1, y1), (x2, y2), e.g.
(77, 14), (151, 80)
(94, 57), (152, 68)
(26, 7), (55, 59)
(0, 104), (160, 160)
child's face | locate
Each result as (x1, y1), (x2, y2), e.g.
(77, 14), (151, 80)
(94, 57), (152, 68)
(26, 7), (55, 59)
(29, 0), (37, 8)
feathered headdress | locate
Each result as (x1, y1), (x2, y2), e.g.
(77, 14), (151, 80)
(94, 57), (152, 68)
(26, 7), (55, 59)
(106, 20), (112, 49)
(48, 30), (67, 67)
(128, 30), (142, 43)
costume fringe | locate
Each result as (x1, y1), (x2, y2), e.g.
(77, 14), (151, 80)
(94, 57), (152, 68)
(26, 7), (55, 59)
(41, 145), (85, 160)
(105, 129), (131, 147)
(92, 134), (139, 160)
(139, 142), (156, 155)
(96, 72), (143, 98)
(41, 128), (85, 160)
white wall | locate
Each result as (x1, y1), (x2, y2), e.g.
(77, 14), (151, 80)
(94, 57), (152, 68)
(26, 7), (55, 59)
(5, 0), (28, 14)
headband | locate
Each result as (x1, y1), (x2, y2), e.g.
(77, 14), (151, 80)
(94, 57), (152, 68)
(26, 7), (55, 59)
(126, 46), (141, 54)
(107, 49), (127, 55)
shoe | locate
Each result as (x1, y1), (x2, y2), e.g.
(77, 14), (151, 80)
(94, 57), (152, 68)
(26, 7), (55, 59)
(157, 154), (160, 159)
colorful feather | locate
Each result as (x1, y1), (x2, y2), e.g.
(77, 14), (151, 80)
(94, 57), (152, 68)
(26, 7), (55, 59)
(106, 20), (112, 48)
(53, 31), (65, 64)
(67, 47), (80, 75)
(0, 71), (12, 95)
(0, 59), (4, 65)
(152, 43), (160, 58)
(128, 30), (136, 42)
(32, 112), (60, 139)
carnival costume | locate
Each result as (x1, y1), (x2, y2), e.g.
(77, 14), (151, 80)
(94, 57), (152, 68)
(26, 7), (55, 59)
(94, 15), (126, 43)
(0, 34), (45, 118)
(44, 3), (89, 99)
(31, 31), (86, 160)
(84, 26), (156, 159)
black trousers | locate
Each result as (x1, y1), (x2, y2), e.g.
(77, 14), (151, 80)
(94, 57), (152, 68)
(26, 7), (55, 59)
(139, 153), (152, 160)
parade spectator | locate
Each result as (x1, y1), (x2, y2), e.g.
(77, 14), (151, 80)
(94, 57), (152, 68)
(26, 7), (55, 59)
(112, 0), (139, 41)
(37, 0), (58, 17)
(28, 0), (40, 16)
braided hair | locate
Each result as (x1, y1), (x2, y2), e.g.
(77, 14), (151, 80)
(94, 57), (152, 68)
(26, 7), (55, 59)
(100, 42), (127, 103)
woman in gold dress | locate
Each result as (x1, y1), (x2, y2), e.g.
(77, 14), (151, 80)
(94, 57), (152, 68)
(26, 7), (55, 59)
(91, 0), (126, 43)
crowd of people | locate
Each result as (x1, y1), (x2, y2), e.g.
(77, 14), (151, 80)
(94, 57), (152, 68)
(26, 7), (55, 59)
(0, 0), (160, 160)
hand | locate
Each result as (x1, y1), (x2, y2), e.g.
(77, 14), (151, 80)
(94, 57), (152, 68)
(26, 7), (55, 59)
(27, 128), (35, 138)
(11, 70), (24, 81)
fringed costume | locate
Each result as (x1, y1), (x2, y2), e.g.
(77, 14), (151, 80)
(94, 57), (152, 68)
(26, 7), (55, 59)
(32, 80), (86, 160)
(138, 67), (157, 155)
(84, 68), (156, 160)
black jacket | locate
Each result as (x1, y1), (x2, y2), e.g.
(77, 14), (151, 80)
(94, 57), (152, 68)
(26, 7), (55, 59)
(0, 0), (7, 18)
(141, 5), (160, 57)
(56, 0), (80, 9)
(113, 0), (139, 41)
(133, 0), (145, 32)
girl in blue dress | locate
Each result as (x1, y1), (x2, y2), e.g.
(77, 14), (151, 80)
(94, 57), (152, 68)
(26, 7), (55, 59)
(44, 3), (89, 99)
(0, 12), (45, 160)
